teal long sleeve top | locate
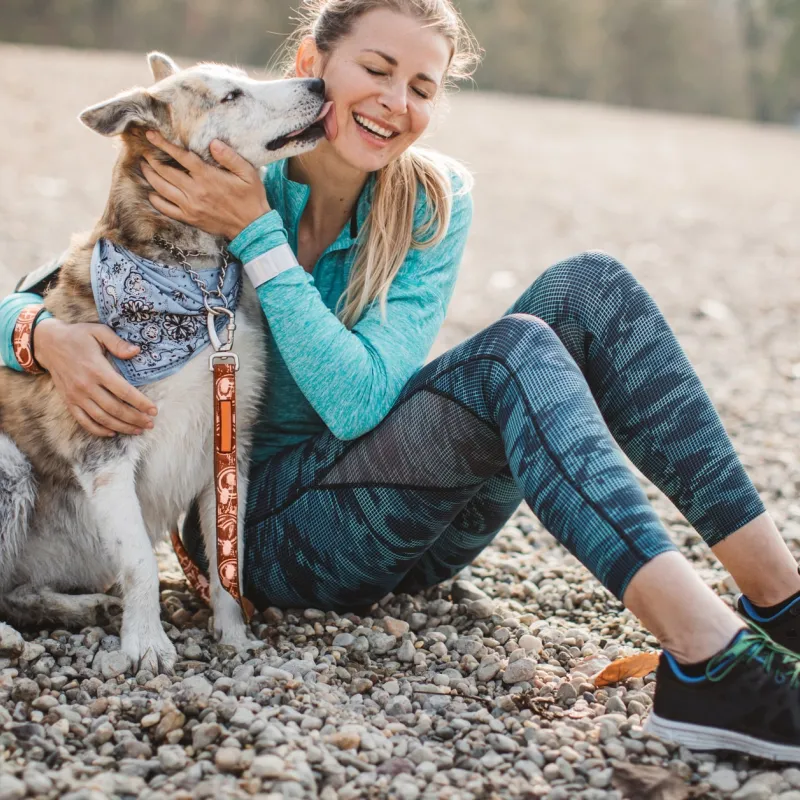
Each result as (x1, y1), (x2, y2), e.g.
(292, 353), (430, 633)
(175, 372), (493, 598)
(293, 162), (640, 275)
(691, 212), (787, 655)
(0, 158), (473, 462)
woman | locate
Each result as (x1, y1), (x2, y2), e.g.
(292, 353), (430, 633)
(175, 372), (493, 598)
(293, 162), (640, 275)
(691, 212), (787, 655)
(3, 0), (800, 759)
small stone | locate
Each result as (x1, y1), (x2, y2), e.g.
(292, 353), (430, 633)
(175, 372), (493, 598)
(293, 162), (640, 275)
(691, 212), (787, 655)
(369, 632), (397, 655)
(477, 659), (502, 682)
(383, 617), (410, 637)
(556, 683), (577, 702)
(386, 696), (413, 716)
(155, 708), (185, 740)
(193, 722), (223, 750)
(215, 746), (243, 772)
(502, 658), (536, 684)
(467, 598), (496, 618)
(94, 649), (131, 679)
(327, 731), (360, 750)
(352, 678), (373, 693)
(251, 754), (285, 778)
(11, 679), (39, 704)
(589, 768), (613, 789)
(179, 675), (213, 698)
(708, 769), (740, 793)
(0, 774), (26, 800)
(397, 640), (415, 662)
(451, 580), (488, 602)
(0, 624), (24, 658)
(333, 633), (355, 647)
(605, 695), (627, 714)
(304, 608), (325, 621)
(518, 635), (543, 654)
(158, 744), (188, 773)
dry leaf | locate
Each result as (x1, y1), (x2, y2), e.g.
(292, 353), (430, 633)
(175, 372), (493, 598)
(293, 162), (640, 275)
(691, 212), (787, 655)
(612, 763), (691, 800)
(593, 652), (660, 687)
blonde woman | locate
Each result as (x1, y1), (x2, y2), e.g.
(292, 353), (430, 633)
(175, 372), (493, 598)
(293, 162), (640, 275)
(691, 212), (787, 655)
(4, 0), (800, 759)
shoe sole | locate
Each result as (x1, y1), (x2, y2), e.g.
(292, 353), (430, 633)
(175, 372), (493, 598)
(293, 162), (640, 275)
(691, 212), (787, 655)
(645, 712), (800, 763)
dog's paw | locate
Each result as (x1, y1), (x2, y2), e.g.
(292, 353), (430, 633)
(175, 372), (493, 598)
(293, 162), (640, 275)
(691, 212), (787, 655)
(217, 625), (258, 652)
(121, 616), (177, 675)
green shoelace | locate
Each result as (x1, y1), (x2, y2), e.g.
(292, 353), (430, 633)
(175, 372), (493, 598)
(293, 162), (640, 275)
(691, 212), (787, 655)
(706, 627), (800, 689)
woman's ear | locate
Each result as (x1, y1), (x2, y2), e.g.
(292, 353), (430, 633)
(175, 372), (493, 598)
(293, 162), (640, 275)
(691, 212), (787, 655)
(295, 36), (322, 79)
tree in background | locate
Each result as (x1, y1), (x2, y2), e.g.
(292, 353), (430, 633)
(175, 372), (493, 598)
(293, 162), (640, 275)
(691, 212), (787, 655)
(1, 0), (798, 124)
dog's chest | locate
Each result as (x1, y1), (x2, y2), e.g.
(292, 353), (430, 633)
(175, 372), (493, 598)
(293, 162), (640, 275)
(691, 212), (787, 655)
(132, 289), (265, 540)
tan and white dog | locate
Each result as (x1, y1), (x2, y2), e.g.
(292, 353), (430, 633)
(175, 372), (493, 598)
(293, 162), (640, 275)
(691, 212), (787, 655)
(0, 53), (327, 673)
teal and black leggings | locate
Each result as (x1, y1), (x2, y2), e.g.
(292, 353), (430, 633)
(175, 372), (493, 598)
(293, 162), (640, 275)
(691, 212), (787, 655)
(183, 252), (765, 612)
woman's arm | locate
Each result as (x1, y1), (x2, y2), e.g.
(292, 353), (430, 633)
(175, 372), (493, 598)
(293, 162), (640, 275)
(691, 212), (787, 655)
(0, 292), (52, 370)
(0, 291), (157, 436)
(231, 188), (474, 440)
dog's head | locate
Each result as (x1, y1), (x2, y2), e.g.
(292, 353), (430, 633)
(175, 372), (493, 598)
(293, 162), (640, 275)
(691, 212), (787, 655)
(79, 52), (328, 167)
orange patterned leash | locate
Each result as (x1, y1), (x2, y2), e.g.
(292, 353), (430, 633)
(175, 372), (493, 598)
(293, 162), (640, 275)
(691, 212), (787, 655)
(212, 355), (254, 622)
(170, 527), (210, 604)
(12, 304), (47, 374)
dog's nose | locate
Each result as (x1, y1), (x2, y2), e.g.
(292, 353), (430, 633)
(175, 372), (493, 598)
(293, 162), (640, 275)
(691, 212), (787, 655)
(307, 78), (325, 96)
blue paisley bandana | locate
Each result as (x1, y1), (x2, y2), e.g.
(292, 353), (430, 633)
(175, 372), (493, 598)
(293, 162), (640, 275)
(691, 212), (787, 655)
(90, 238), (242, 386)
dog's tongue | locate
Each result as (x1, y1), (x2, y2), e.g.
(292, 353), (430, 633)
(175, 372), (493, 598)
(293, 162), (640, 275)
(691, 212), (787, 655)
(286, 102), (334, 139)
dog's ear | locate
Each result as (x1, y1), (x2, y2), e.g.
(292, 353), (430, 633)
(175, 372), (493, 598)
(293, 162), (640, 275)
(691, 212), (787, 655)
(79, 88), (169, 137)
(148, 52), (180, 83)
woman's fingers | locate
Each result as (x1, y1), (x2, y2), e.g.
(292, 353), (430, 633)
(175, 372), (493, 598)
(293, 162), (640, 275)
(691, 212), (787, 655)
(82, 396), (145, 436)
(142, 153), (192, 192)
(101, 371), (158, 419)
(149, 192), (188, 224)
(210, 139), (256, 181)
(141, 160), (188, 207)
(90, 384), (154, 432)
(146, 130), (205, 173)
(70, 404), (117, 438)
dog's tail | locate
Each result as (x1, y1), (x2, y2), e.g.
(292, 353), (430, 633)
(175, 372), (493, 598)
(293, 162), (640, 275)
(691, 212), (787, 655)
(0, 434), (36, 590)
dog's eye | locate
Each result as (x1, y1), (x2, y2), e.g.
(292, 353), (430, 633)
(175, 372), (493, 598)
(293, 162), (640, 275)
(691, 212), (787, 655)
(221, 89), (243, 104)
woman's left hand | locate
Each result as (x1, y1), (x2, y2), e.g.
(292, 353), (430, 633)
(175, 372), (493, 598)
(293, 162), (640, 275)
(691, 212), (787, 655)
(141, 131), (271, 240)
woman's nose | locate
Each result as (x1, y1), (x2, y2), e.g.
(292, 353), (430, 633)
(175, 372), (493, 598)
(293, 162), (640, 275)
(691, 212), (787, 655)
(379, 83), (407, 115)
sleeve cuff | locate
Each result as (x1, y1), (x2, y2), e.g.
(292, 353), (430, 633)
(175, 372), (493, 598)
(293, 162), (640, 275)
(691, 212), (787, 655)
(243, 244), (302, 288)
(228, 210), (290, 264)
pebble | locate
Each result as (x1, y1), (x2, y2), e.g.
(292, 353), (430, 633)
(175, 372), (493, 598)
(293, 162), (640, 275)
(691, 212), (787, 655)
(502, 658), (537, 684)
(709, 768), (740, 793)
(0, 624), (24, 658)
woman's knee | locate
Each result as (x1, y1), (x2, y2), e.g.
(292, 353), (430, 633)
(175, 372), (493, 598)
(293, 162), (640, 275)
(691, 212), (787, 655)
(542, 250), (634, 301)
(478, 313), (565, 363)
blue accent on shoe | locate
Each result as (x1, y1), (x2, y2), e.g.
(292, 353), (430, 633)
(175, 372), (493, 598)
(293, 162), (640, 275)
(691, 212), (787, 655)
(741, 594), (800, 623)
(665, 630), (751, 684)
(663, 650), (708, 684)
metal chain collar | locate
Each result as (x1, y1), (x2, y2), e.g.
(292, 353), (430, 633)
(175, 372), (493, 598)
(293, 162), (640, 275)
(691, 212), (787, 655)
(153, 234), (237, 354)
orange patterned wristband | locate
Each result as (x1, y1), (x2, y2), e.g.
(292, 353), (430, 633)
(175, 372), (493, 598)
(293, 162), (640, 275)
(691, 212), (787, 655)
(12, 304), (48, 375)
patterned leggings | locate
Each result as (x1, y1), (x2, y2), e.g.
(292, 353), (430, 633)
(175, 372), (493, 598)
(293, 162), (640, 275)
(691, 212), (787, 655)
(183, 252), (765, 612)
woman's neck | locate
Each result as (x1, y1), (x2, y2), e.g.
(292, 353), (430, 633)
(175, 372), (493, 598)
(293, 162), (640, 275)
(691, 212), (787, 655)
(288, 143), (369, 237)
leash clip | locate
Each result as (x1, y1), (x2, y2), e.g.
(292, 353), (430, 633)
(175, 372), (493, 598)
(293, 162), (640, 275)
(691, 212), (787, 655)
(206, 305), (236, 353)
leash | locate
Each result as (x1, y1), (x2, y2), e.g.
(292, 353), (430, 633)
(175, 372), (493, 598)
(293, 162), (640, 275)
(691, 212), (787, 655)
(155, 236), (254, 623)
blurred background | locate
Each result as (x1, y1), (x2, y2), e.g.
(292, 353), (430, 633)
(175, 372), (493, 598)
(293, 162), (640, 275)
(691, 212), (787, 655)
(2, 0), (800, 124)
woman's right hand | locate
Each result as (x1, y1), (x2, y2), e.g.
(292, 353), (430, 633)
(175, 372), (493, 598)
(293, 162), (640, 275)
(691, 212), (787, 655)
(34, 318), (158, 437)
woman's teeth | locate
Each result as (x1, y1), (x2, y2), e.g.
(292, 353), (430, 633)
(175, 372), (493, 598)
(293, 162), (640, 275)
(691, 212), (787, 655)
(353, 113), (396, 139)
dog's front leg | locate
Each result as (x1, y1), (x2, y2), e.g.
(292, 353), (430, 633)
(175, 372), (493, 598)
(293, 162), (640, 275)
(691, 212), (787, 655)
(76, 450), (176, 674)
(198, 470), (251, 650)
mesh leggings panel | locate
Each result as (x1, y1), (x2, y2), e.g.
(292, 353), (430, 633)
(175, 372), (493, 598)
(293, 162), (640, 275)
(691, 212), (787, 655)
(181, 252), (765, 612)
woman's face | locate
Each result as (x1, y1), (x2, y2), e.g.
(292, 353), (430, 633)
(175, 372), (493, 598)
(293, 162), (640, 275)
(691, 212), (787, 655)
(297, 8), (452, 173)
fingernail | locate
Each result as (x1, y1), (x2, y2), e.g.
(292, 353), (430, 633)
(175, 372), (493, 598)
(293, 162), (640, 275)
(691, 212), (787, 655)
(134, 429), (143, 435)
(145, 421), (154, 429)
(148, 408), (157, 416)
(146, 131), (155, 141)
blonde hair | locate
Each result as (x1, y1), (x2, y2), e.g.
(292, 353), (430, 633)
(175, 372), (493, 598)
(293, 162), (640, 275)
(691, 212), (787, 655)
(281, 0), (481, 327)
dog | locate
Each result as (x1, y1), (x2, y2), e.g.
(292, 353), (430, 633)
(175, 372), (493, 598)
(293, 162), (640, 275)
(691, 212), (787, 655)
(0, 52), (328, 673)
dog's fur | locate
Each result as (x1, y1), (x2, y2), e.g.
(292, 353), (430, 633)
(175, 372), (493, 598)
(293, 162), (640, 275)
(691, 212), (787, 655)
(0, 53), (326, 673)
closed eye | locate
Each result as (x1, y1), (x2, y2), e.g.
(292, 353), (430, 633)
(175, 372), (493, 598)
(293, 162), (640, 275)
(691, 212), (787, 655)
(365, 67), (386, 77)
(221, 88), (244, 103)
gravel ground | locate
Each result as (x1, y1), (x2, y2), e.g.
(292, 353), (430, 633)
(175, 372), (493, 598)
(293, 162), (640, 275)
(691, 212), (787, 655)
(1, 43), (800, 800)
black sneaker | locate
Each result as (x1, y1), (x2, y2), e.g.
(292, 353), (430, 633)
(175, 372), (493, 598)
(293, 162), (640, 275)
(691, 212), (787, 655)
(644, 629), (800, 761)
(736, 593), (800, 653)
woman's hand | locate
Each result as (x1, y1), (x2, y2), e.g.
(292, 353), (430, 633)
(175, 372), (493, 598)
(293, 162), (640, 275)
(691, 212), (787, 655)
(141, 131), (271, 240)
(34, 318), (158, 437)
